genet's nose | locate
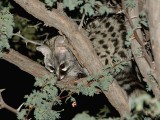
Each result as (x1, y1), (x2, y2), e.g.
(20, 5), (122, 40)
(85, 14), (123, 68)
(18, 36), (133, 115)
(56, 70), (65, 80)
(77, 72), (87, 78)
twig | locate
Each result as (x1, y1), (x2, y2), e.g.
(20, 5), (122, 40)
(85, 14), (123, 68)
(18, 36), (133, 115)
(12, 31), (43, 46)
(27, 23), (41, 29)
(59, 92), (74, 100)
(78, 13), (85, 30)
(25, 105), (34, 120)
(0, 89), (18, 114)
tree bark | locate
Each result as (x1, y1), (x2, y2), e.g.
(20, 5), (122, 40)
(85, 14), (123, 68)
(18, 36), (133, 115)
(122, 0), (160, 97)
(2, 49), (49, 78)
(146, 0), (160, 89)
(12, 0), (130, 116)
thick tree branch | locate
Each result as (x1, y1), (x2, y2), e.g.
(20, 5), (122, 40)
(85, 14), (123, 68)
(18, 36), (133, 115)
(146, 0), (160, 90)
(12, 0), (130, 116)
(2, 49), (49, 78)
(122, 0), (160, 98)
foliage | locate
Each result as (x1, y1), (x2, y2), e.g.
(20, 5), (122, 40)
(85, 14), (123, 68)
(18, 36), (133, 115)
(44, 0), (57, 7)
(96, 105), (110, 119)
(124, 0), (136, 8)
(76, 57), (128, 96)
(73, 112), (96, 120)
(64, 0), (83, 11)
(76, 78), (99, 96)
(17, 75), (61, 120)
(43, 0), (113, 16)
(139, 10), (148, 28)
(0, 7), (14, 57)
(79, 0), (113, 16)
(125, 29), (133, 47)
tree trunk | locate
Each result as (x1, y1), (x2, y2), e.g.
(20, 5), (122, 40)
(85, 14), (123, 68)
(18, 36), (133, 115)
(146, 0), (160, 91)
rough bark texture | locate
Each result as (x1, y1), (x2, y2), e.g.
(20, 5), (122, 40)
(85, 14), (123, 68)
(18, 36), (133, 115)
(146, 0), (160, 89)
(122, 0), (160, 97)
(2, 49), (50, 78)
(10, 0), (130, 116)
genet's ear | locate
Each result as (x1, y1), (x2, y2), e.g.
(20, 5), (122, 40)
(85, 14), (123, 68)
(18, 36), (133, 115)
(36, 45), (55, 73)
(36, 45), (52, 57)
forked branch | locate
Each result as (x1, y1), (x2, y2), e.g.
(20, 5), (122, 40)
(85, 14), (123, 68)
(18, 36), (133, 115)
(0, 89), (18, 114)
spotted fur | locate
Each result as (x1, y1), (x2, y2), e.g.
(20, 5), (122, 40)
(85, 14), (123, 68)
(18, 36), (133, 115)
(86, 14), (145, 101)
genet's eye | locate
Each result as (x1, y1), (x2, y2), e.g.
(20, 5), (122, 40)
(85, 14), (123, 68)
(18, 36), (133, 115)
(47, 65), (55, 73)
(60, 63), (65, 69)
(49, 66), (55, 71)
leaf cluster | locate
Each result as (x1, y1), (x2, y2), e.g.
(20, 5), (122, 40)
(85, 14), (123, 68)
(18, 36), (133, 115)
(124, 0), (136, 9)
(76, 57), (128, 97)
(0, 7), (14, 56)
(17, 75), (61, 120)
(43, 0), (113, 16)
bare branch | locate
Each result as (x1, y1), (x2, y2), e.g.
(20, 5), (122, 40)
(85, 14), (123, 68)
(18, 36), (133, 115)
(0, 89), (18, 114)
(78, 13), (85, 30)
(12, 31), (43, 46)
(2, 49), (50, 78)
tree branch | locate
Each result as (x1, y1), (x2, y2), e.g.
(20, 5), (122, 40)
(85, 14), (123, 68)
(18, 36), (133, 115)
(121, 0), (160, 98)
(12, 31), (43, 46)
(146, 0), (160, 90)
(0, 89), (18, 114)
(12, 0), (130, 116)
(2, 49), (50, 78)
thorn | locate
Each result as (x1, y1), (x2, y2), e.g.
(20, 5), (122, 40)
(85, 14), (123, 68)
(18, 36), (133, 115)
(18, 31), (21, 34)
(0, 89), (5, 109)
(0, 89), (5, 93)
(17, 103), (24, 112)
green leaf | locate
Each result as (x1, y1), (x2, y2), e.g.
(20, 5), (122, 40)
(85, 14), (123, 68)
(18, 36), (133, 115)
(34, 107), (60, 120)
(125, 29), (133, 47)
(63, 0), (83, 11)
(124, 0), (136, 8)
(70, 97), (76, 102)
(0, 7), (14, 54)
(88, 0), (95, 6)
(100, 75), (113, 91)
(44, 0), (57, 7)
(98, 6), (112, 15)
(73, 112), (96, 120)
(80, 3), (94, 16)
(76, 81), (98, 96)
(139, 11), (148, 27)
(17, 109), (27, 120)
